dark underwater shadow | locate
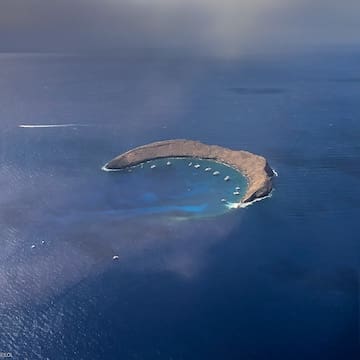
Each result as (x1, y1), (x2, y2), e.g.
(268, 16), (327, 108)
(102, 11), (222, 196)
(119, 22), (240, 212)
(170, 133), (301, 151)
(228, 87), (286, 95)
(328, 77), (360, 83)
(259, 260), (359, 295)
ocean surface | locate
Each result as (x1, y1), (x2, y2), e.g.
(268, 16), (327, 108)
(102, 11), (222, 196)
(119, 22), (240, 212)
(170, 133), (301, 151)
(0, 51), (359, 359)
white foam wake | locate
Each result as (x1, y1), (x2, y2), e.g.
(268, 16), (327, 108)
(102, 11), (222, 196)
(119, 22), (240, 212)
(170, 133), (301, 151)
(238, 192), (273, 208)
(101, 164), (122, 172)
(225, 191), (273, 210)
(18, 124), (86, 128)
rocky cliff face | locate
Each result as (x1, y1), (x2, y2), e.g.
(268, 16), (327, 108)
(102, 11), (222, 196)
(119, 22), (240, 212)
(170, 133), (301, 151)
(104, 139), (274, 205)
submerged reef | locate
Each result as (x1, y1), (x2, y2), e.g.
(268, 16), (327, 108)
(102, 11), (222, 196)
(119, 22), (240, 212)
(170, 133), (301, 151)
(104, 139), (274, 206)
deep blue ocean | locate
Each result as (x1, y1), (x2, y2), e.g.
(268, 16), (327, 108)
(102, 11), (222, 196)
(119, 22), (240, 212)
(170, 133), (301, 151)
(0, 51), (359, 359)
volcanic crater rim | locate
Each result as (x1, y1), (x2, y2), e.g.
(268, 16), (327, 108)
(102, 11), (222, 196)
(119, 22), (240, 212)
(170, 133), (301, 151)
(103, 139), (274, 206)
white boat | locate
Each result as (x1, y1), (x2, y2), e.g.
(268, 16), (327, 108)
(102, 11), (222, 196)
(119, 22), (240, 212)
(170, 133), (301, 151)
(224, 176), (230, 181)
(31, 244), (36, 249)
(204, 167), (212, 172)
(221, 198), (227, 202)
(213, 171), (220, 176)
(112, 255), (119, 260)
(166, 161), (172, 166)
(233, 191), (240, 195)
(235, 186), (241, 190)
(188, 162), (193, 166)
(194, 164), (200, 168)
(150, 164), (156, 169)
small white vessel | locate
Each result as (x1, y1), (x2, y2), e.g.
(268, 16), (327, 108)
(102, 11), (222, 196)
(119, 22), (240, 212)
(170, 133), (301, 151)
(235, 186), (241, 190)
(112, 255), (119, 260)
(150, 164), (156, 169)
(31, 244), (36, 249)
(194, 164), (200, 168)
(188, 162), (193, 166)
(213, 171), (220, 176)
(233, 191), (240, 195)
(224, 176), (230, 181)
(221, 198), (227, 202)
(41, 240), (45, 245)
(166, 161), (172, 166)
(204, 167), (212, 172)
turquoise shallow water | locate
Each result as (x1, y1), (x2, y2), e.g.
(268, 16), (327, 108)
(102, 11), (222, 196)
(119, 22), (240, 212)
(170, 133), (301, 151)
(105, 157), (248, 218)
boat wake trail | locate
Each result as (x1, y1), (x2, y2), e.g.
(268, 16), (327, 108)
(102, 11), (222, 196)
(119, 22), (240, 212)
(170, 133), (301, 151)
(18, 124), (88, 128)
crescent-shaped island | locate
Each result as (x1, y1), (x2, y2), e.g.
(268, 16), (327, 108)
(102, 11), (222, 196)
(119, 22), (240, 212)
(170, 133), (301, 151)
(103, 139), (274, 208)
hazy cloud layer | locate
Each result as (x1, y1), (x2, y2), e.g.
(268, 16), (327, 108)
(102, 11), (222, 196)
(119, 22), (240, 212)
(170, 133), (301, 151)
(0, 0), (360, 55)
